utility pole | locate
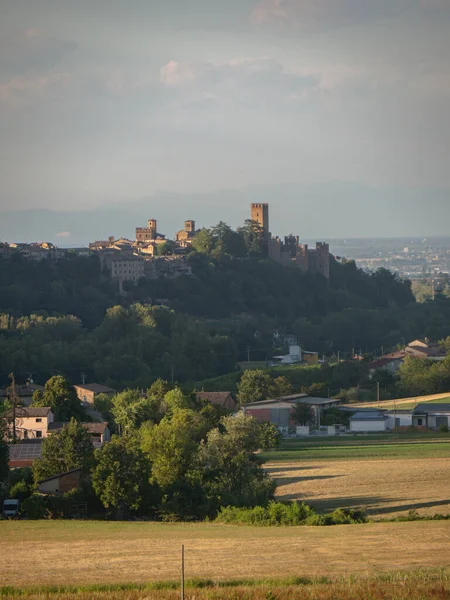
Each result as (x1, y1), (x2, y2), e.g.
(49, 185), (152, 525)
(377, 381), (380, 408)
(337, 350), (340, 363)
(81, 372), (86, 385)
(432, 279), (436, 301)
(8, 373), (18, 443)
(394, 399), (397, 440)
(246, 346), (251, 363)
(171, 365), (175, 385)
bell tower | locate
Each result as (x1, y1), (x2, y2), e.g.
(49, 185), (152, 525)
(251, 203), (269, 236)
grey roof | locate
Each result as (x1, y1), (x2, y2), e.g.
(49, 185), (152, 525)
(4, 407), (52, 418)
(414, 403), (450, 414)
(243, 396), (341, 408)
(8, 441), (43, 461)
(0, 383), (44, 398)
(350, 411), (388, 421)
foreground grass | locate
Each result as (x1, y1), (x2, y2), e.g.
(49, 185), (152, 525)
(261, 440), (450, 461)
(1, 521), (449, 588)
(1, 571), (449, 599)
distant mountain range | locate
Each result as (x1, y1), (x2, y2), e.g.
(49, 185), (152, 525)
(1, 182), (449, 246)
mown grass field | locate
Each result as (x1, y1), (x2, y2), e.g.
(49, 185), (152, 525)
(0, 521), (449, 591)
(1, 572), (450, 600)
(262, 436), (450, 517)
(348, 392), (450, 411)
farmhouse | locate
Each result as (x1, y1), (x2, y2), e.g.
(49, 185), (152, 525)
(2, 407), (54, 440)
(74, 383), (115, 405)
(48, 421), (111, 447)
(0, 382), (45, 407)
(7, 441), (43, 468)
(242, 394), (341, 432)
(349, 411), (389, 432)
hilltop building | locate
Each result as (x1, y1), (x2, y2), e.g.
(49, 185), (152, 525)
(250, 203), (330, 279)
(176, 220), (199, 247)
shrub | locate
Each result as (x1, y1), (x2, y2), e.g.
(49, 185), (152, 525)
(21, 495), (49, 519)
(8, 481), (32, 503)
(215, 501), (367, 526)
(439, 424), (449, 433)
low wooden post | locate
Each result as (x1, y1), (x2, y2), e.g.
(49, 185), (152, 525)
(181, 544), (185, 600)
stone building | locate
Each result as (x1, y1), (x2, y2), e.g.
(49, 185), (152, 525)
(253, 204), (330, 279)
(176, 220), (198, 246)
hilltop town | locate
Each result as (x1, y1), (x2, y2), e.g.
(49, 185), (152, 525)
(0, 204), (331, 288)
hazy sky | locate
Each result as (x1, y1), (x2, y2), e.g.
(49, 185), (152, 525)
(1, 0), (450, 214)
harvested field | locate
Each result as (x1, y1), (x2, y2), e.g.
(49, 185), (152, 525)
(0, 521), (449, 588)
(269, 456), (450, 517)
(345, 392), (450, 410)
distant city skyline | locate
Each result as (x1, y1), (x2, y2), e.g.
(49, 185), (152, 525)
(1, 1), (449, 236)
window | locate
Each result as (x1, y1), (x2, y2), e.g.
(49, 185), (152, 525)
(417, 418), (423, 426)
(36, 418), (42, 423)
(36, 430), (43, 438)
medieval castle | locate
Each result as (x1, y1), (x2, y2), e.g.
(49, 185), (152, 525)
(251, 203), (330, 279)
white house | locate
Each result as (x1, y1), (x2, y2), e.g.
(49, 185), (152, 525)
(350, 411), (389, 432)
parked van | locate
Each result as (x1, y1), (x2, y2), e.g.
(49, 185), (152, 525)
(3, 499), (20, 518)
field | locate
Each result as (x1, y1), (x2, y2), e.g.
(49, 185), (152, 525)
(262, 436), (450, 517)
(347, 391), (450, 410)
(0, 521), (450, 593)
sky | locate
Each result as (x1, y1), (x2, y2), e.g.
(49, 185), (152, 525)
(1, 0), (450, 237)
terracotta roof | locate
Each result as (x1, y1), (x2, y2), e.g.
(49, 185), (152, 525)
(4, 407), (52, 418)
(74, 384), (115, 394)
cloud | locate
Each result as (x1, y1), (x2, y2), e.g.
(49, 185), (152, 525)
(160, 61), (197, 87)
(250, 0), (450, 29)
(0, 29), (76, 78)
(0, 73), (71, 105)
(56, 231), (71, 237)
(159, 57), (320, 108)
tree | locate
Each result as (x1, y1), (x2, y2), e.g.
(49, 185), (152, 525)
(140, 409), (208, 488)
(194, 413), (276, 511)
(237, 370), (272, 404)
(269, 376), (294, 398)
(161, 388), (191, 417)
(32, 419), (94, 482)
(111, 389), (156, 433)
(210, 222), (247, 258)
(237, 220), (268, 257)
(0, 417), (9, 484)
(32, 376), (84, 421)
(92, 435), (157, 514)
(291, 403), (315, 426)
(191, 228), (215, 255)
(258, 422), (282, 451)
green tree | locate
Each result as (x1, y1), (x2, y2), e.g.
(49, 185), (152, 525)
(161, 388), (191, 417)
(111, 389), (156, 433)
(92, 435), (157, 514)
(237, 220), (268, 257)
(140, 409), (208, 488)
(210, 222), (247, 258)
(32, 376), (84, 421)
(291, 403), (315, 426)
(0, 417), (9, 484)
(194, 413), (276, 511)
(237, 369), (272, 404)
(32, 418), (94, 482)
(258, 422), (282, 450)
(191, 228), (215, 255)
(269, 376), (294, 398)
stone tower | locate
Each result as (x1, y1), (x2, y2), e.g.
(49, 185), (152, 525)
(184, 220), (195, 233)
(147, 219), (157, 239)
(315, 242), (330, 280)
(251, 203), (269, 236)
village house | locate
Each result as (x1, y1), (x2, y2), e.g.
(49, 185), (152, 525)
(412, 403), (450, 429)
(7, 441), (43, 468)
(196, 391), (237, 411)
(3, 407), (54, 440)
(48, 421), (111, 447)
(74, 383), (115, 405)
(350, 411), (389, 432)
(0, 382), (45, 407)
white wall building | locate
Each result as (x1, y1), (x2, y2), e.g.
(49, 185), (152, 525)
(350, 411), (389, 432)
